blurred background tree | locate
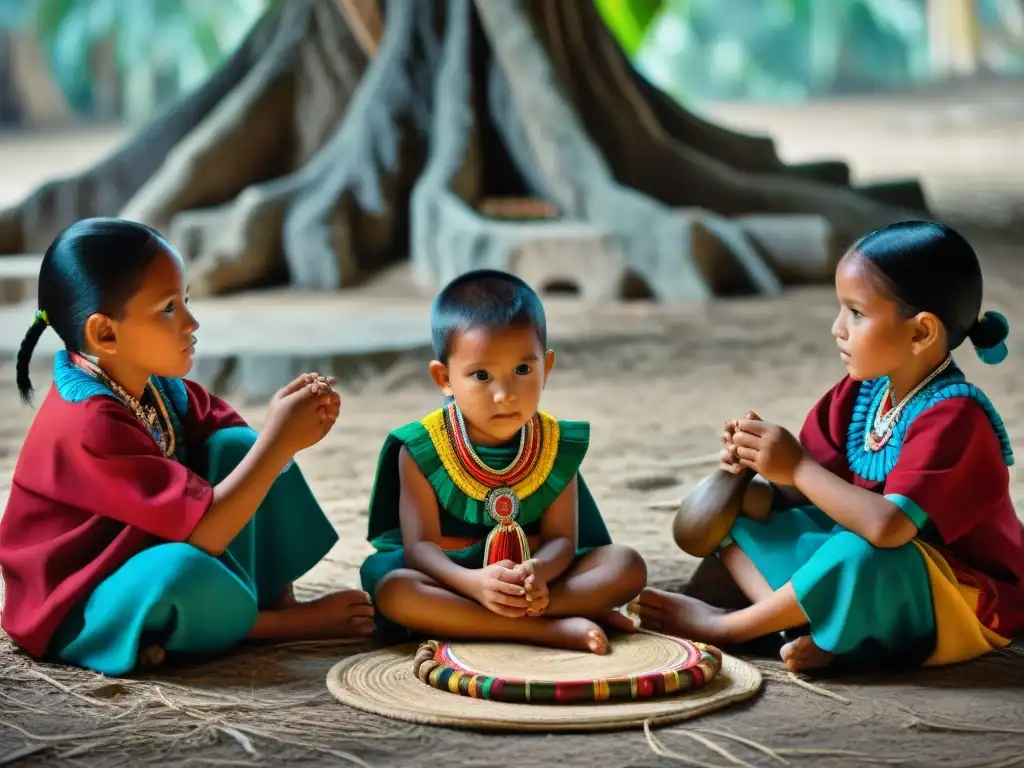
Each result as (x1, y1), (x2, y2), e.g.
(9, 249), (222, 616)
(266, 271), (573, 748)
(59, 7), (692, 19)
(601, 0), (1024, 102)
(1, 0), (1023, 126)
(0, 0), (273, 124)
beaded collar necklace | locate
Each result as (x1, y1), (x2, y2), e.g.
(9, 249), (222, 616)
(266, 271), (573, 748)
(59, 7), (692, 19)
(442, 401), (543, 564)
(865, 354), (952, 452)
(443, 401), (541, 518)
(70, 352), (176, 458)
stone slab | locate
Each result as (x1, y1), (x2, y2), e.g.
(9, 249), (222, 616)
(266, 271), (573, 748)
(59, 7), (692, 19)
(0, 255), (42, 279)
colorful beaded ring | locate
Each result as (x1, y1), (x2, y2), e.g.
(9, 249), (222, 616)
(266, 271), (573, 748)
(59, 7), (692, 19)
(412, 636), (723, 704)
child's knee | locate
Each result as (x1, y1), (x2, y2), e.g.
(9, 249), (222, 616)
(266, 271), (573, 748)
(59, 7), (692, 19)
(828, 530), (911, 572)
(360, 549), (407, 596)
(155, 544), (255, 609)
(609, 544), (648, 588)
(376, 568), (424, 597)
(206, 426), (259, 463)
(590, 544), (648, 595)
(728, 514), (755, 540)
(374, 569), (426, 614)
(138, 544), (257, 642)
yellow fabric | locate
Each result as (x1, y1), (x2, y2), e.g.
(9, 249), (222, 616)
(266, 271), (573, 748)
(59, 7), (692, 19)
(913, 540), (1011, 667)
(420, 408), (560, 501)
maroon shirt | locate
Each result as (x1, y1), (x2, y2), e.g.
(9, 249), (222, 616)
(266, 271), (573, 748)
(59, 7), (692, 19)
(0, 380), (246, 658)
(800, 376), (1024, 638)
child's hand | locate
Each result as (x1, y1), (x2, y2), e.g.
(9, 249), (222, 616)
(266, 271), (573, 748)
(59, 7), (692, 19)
(516, 559), (549, 617)
(721, 411), (760, 474)
(265, 372), (341, 454)
(731, 419), (804, 485)
(473, 560), (529, 617)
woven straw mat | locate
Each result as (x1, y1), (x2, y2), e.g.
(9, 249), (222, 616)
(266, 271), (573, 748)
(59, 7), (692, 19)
(326, 631), (762, 732)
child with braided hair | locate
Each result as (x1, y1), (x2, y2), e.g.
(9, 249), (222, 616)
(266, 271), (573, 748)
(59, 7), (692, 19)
(638, 220), (1024, 673)
(0, 218), (373, 676)
(361, 269), (647, 653)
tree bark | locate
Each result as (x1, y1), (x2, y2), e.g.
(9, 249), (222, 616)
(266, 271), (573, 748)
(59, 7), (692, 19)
(0, 32), (74, 126)
(121, 0), (372, 294)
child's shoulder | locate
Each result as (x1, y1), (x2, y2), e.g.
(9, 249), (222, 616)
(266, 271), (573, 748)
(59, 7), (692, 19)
(546, 413), (590, 446)
(16, 386), (138, 476)
(388, 411), (434, 441)
(910, 380), (1013, 466)
(35, 380), (123, 427)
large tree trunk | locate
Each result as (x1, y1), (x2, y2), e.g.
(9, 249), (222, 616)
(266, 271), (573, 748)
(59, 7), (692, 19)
(0, 0), (933, 301)
(0, 32), (74, 127)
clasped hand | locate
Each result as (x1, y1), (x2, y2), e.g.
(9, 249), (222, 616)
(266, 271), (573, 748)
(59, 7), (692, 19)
(474, 559), (549, 618)
(265, 372), (342, 454)
(720, 410), (806, 485)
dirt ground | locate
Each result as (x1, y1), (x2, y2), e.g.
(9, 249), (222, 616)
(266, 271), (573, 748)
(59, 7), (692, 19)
(3, 87), (1024, 767)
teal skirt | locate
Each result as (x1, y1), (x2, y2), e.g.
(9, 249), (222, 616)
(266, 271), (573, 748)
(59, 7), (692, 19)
(728, 505), (937, 667)
(48, 426), (339, 676)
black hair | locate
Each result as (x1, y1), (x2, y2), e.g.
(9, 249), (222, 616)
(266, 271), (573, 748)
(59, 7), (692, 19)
(430, 269), (547, 363)
(849, 220), (1008, 358)
(17, 217), (169, 404)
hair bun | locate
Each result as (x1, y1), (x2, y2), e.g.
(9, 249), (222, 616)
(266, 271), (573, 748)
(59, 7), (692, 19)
(969, 310), (1009, 365)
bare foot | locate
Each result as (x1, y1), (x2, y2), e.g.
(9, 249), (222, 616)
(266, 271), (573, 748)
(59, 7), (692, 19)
(248, 589), (375, 642)
(591, 608), (639, 635)
(537, 617), (610, 654)
(303, 590), (376, 637)
(781, 635), (833, 672)
(628, 588), (730, 643)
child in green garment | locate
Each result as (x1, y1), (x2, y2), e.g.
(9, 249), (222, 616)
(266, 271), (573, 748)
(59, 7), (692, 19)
(360, 269), (647, 654)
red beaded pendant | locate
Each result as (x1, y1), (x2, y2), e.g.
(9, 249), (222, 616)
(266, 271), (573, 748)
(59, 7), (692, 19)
(483, 486), (531, 565)
(866, 429), (891, 451)
(443, 403), (539, 566)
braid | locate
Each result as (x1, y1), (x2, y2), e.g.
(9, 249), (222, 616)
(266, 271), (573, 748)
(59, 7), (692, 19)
(17, 316), (48, 405)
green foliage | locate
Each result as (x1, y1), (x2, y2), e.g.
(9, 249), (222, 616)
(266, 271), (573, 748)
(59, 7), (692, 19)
(635, 0), (936, 103)
(5, 0), (1023, 120)
(3, 0), (273, 117)
(595, 0), (666, 56)
(0, 0), (28, 28)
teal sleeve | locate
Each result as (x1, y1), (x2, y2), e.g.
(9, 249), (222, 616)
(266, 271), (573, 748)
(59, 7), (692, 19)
(884, 493), (931, 530)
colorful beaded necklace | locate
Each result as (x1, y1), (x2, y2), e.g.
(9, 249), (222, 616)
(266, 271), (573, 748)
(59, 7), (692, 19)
(446, 403), (540, 487)
(71, 353), (176, 458)
(847, 361), (1014, 483)
(442, 401), (542, 565)
(864, 354), (952, 451)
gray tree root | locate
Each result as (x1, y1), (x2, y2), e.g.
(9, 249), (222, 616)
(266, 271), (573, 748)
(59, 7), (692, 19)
(277, 0), (434, 289)
(147, 0), (373, 294)
(0, 0), (935, 301)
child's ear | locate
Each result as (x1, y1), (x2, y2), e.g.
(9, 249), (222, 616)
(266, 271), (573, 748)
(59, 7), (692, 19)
(428, 360), (452, 397)
(911, 312), (942, 355)
(83, 313), (118, 357)
(543, 349), (555, 382)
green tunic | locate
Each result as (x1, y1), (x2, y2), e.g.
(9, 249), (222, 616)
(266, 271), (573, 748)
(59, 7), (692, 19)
(359, 410), (612, 637)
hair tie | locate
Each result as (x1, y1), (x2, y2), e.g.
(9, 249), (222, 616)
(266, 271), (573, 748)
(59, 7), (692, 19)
(34, 309), (49, 327)
(971, 310), (1009, 365)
